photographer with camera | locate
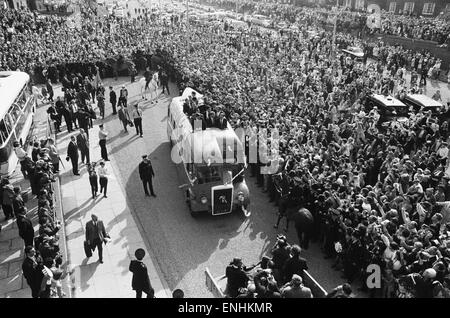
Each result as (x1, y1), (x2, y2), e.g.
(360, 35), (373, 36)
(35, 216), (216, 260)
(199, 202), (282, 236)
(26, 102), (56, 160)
(270, 234), (291, 284)
(225, 258), (258, 298)
(282, 244), (308, 285)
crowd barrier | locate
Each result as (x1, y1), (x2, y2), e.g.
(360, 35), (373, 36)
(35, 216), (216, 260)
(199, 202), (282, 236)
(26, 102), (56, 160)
(205, 267), (328, 298)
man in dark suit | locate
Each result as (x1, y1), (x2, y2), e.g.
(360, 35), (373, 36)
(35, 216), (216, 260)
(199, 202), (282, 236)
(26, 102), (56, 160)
(85, 214), (107, 263)
(22, 246), (44, 298)
(282, 245), (308, 284)
(109, 86), (117, 115)
(216, 111), (228, 129)
(17, 211), (34, 247)
(205, 110), (217, 128)
(118, 85), (128, 107)
(66, 135), (80, 175)
(129, 248), (155, 298)
(76, 128), (90, 164)
(138, 155), (156, 197)
(160, 70), (170, 95)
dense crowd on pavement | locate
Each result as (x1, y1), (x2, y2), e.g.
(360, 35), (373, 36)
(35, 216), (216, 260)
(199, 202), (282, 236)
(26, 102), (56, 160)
(1, 1), (450, 298)
(5, 138), (69, 298)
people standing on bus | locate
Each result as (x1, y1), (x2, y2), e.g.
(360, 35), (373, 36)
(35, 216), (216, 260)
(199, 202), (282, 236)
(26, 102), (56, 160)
(97, 161), (108, 198)
(76, 128), (90, 165)
(66, 135), (80, 176)
(109, 86), (117, 115)
(1, 178), (15, 220)
(87, 162), (98, 199)
(138, 155), (156, 197)
(47, 104), (61, 133)
(119, 85), (128, 107)
(132, 103), (143, 137)
(46, 138), (60, 173)
(117, 105), (129, 133)
(46, 79), (54, 102)
(98, 124), (109, 161)
(13, 141), (28, 179)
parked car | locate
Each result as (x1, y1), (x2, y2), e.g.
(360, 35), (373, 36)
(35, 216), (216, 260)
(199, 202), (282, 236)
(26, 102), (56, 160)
(401, 94), (444, 115)
(365, 94), (409, 127)
(250, 14), (272, 28)
(342, 46), (365, 61)
(277, 21), (289, 29)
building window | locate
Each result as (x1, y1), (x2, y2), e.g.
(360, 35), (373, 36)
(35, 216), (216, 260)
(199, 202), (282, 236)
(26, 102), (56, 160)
(389, 2), (396, 13)
(355, 0), (364, 10)
(422, 3), (435, 15)
(403, 2), (414, 14)
(345, 0), (352, 8)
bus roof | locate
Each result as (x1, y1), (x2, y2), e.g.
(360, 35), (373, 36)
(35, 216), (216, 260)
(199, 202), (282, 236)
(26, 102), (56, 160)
(169, 88), (244, 164)
(0, 71), (29, 118)
(370, 94), (406, 107)
(405, 94), (443, 108)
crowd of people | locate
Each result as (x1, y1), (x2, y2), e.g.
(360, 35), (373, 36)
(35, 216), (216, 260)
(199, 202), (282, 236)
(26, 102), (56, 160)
(196, 0), (450, 44)
(167, 2), (450, 298)
(5, 138), (70, 298)
(378, 14), (450, 43)
(1, 0), (450, 298)
(225, 236), (316, 298)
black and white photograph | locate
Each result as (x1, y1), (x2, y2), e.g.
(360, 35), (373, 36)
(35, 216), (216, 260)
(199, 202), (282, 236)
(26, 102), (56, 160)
(0, 0), (450, 304)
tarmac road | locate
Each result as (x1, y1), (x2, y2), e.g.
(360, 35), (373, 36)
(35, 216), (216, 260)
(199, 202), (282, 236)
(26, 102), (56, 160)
(96, 76), (359, 297)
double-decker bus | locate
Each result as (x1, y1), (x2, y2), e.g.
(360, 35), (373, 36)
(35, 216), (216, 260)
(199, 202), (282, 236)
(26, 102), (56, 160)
(0, 71), (36, 176)
(167, 88), (250, 217)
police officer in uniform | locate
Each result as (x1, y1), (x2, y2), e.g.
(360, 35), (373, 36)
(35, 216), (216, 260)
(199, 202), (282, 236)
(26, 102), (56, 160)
(138, 155), (156, 197)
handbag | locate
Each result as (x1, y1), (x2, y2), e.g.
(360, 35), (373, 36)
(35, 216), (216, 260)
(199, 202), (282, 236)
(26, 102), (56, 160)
(84, 240), (93, 257)
(128, 120), (134, 127)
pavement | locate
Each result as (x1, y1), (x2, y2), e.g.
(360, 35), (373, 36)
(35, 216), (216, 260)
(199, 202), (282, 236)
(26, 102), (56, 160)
(54, 84), (172, 298)
(0, 101), (59, 298)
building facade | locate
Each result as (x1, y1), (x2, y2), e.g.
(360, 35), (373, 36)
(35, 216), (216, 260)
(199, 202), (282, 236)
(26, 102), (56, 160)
(2, 0), (29, 9)
(373, 0), (449, 16)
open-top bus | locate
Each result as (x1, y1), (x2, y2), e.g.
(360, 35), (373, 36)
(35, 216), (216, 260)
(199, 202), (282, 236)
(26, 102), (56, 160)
(0, 71), (36, 176)
(167, 88), (250, 217)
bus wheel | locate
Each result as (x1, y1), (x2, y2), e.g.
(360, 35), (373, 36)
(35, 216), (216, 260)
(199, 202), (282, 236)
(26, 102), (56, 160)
(188, 201), (199, 217)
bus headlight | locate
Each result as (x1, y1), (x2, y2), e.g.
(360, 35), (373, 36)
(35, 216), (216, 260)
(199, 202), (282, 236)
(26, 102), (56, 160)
(201, 196), (208, 204)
